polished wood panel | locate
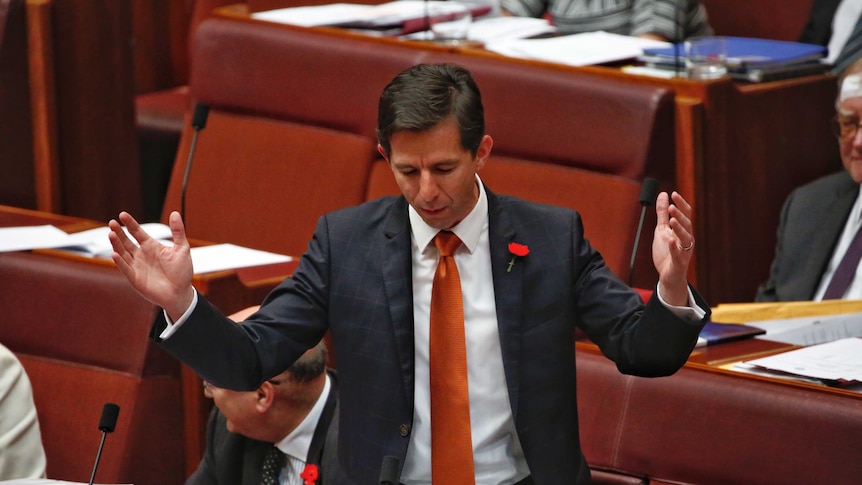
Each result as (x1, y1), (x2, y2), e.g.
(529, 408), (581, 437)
(26, 0), (60, 213)
(0, 0), (36, 209)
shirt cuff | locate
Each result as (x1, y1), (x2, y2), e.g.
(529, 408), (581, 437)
(159, 289), (199, 339)
(656, 285), (707, 321)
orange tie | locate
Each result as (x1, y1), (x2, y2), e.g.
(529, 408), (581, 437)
(429, 231), (475, 484)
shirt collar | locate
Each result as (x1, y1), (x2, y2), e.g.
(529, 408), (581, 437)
(274, 373), (331, 462)
(408, 174), (488, 255)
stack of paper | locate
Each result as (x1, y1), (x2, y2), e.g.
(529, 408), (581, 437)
(0, 224), (292, 275)
(485, 31), (670, 67)
(741, 338), (862, 388)
(252, 1), (492, 36)
(0, 223), (171, 257)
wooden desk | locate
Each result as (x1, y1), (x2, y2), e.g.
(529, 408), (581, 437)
(216, 5), (841, 304)
(575, 339), (861, 484)
(0, 204), (295, 475)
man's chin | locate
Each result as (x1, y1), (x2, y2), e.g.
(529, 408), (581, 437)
(848, 161), (862, 183)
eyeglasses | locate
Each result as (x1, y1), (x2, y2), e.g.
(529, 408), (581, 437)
(202, 379), (281, 397)
(832, 116), (862, 139)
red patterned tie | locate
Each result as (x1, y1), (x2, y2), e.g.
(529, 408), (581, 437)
(429, 231), (475, 483)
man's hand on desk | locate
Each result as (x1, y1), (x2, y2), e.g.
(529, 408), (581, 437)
(108, 211), (195, 320)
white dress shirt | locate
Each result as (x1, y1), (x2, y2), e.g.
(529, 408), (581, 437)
(400, 178), (529, 484)
(275, 374), (332, 485)
(827, 0), (862, 64)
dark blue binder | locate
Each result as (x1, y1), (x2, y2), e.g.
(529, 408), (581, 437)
(641, 36), (827, 70)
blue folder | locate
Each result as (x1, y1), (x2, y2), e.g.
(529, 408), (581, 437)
(641, 36), (827, 70)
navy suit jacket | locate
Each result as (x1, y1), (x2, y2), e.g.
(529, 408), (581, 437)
(156, 188), (708, 484)
(799, 0), (841, 46)
(185, 370), (341, 485)
(757, 171), (858, 302)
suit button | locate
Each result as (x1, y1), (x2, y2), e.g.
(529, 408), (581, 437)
(399, 424), (410, 437)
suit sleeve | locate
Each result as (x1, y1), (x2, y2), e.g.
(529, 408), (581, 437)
(756, 189), (795, 302)
(151, 215), (334, 391)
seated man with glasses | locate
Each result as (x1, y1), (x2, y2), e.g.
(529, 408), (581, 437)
(757, 57), (862, 301)
(187, 341), (342, 485)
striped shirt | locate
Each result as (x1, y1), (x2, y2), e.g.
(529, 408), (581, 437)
(500, 0), (712, 41)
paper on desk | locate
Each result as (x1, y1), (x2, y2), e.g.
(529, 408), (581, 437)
(748, 311), (862, 346)
(484, 31), (670, 66)
(465, 17), (556, 43)
(190, 244), (292, 275)
(59, 223), (172, 258)
(0, 223), (171, 256)
(744, 337), (862, 384)
(251, 3), (369, 27)
(0, 225), (73, 252)
(399, 16), (556, 42)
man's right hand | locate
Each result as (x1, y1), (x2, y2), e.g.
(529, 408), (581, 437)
(108, 211), (195, 320)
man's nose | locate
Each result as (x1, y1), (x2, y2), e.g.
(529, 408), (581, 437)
(418, 172), (439, 201)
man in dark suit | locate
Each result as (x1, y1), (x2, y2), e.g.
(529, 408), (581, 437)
(799, 0), (862, 73)
(109, 63), (709, 484)
(187, 342), (341, 485)
(758, 58), (862, 302)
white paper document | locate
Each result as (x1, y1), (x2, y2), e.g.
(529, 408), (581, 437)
(251, 3), (369, 27)
(484, 31), (670, 66)
(0, 225), (74, 252)
(59, 223), (173, 258)
(0, 223), (170, 256)
(465, 17), (556, 43)
(189, 244), (292, 275)
(748, 311), (862, 346)
(744, 337), (862, 384)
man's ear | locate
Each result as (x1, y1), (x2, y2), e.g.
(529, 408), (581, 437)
(475, 135), (493, 171)
(255, 382), (276, 413)
(377, 144), (389, 163)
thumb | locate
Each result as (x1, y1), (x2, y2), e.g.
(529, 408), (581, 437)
(169, 211), (190, 248)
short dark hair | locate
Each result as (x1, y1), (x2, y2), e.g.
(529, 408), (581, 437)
(377, 63), (485, 158)
(286, 342), (328, 383)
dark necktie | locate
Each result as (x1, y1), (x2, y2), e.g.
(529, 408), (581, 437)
(429, 231), (475, 484)
(823, 224), (862, 299)
(832, 14), (862, 74)
(261, 446), (286, 485)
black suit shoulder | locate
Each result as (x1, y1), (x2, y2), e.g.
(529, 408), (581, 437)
(799, 0), (841, 45)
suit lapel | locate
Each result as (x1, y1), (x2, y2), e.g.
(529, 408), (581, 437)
(486, 189), (523, 419)
(381, 198), (416, 408)
(802, 178), (858, 297)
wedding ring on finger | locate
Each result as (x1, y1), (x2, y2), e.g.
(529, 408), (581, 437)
(678, 241), (695, 252)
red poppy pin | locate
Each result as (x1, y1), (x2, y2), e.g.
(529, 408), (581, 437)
(507, 242), (529, 272)
(301, 464), (319, 485)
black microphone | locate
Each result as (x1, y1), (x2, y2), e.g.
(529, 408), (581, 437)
(180, 103), (210, 219)
(628, 177), (659, 286)
(89, 403), (120, 485)
(378, 455), (400, 485)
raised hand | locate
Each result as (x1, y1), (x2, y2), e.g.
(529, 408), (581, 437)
(652, 191), (695, 306)
(108, 211), (195, 319)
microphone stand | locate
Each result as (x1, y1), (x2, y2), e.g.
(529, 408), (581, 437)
(180, 103), (210, 224)
(89, 403), (120, 485)
(88, 432), (109, 485)
(628, 178), (659, 287)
